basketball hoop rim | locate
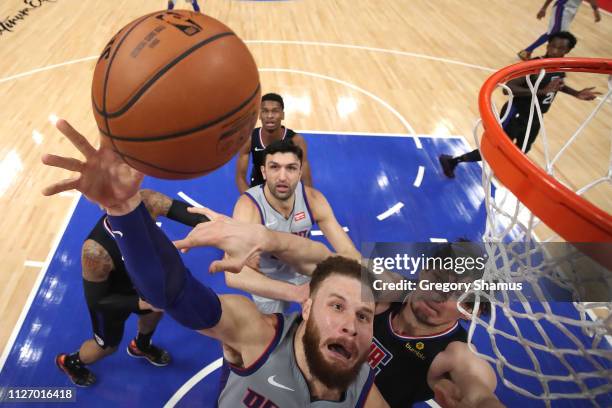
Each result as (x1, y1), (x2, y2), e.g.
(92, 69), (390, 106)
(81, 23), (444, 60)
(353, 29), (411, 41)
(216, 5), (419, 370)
(479, 57), (612, 244)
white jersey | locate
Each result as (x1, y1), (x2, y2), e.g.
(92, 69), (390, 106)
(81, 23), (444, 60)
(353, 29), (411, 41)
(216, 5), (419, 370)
(244, 182), (314, 313)
(548, 0), (582, 32)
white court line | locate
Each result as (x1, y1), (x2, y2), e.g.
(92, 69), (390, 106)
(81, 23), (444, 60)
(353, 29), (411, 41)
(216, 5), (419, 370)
(0, 56), (97, 84)
(297, 130), (465, 139)
(311, 226), (349, 236)
(413, 166), (425, 187)
(163, 357), (223, 408)
(429, 238), (448, 242)
(177, 191), (203, 208)
(0, 193), (82, 373)
(376, 202), (404, 221)
(260, 67), (420, 148)
(247, 40), (497, 73)
(58, 191), (78, 197)
(23, 260), (45, 268)
(0, 40), (498, 85)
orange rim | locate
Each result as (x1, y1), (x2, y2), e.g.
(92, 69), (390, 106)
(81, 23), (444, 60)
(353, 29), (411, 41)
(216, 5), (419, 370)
(479, 58), (612, 264)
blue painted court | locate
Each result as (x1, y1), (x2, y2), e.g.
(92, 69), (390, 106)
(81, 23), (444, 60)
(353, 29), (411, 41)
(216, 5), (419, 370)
(0, 133), (609, 407)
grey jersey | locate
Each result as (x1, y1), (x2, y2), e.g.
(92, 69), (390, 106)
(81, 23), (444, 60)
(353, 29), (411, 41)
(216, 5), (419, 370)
(244, 182), (314, 313)
(218, 313), (375, 407)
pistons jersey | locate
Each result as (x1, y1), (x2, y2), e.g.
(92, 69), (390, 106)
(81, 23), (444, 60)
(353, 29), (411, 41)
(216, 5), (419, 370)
(244, 182), (314, 313)
(218, 313), (375, 407)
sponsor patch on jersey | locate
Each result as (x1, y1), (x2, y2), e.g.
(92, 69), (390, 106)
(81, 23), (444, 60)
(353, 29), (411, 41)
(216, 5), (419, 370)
(294, 212), (305, 221)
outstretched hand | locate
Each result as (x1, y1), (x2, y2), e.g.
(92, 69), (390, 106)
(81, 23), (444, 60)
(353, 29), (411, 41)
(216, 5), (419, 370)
(174, 207), (268, 273)
(41, 119), (144, 214)
(575, 87), (602, 101)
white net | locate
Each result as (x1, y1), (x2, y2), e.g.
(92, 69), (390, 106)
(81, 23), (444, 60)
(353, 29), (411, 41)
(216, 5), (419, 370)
(461, 62), (612, 406)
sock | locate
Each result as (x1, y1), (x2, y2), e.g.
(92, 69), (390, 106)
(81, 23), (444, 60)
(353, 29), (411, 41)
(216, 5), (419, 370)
(66, 351), (82, 367)
(135, 331), (154, 351)
(167, 1), (174, 10)
(456, 149), (482, 163)
(192, 1), (200, 12)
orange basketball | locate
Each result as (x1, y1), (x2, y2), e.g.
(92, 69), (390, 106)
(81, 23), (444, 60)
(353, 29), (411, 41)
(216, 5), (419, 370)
(91, 10), (260, 179)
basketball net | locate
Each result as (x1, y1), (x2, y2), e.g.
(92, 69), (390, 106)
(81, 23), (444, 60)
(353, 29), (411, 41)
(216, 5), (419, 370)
(460, 58), (612, 406)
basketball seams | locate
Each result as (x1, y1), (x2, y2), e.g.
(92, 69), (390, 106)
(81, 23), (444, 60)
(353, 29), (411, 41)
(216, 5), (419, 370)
(105, 31), (237, 119)
(119, 150), (227, 176)
(100, 83), (261, 142)
(101, 12), (162, 158)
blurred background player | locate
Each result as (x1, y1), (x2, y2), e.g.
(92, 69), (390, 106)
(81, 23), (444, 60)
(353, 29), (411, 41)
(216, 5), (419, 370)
(55, 190), (208, 387)
(229, 140), (359, 314)
(167, 0), (200, 12)
(440, 32), (600, 178)
(235, 93), (313, 193)
(517, 0), (600, 60)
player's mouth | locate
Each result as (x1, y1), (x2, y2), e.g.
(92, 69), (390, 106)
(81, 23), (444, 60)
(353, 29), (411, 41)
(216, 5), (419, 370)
(276, 184), (289, 193)
(264, 121), (277, 128)
(325, 341), (354, 362)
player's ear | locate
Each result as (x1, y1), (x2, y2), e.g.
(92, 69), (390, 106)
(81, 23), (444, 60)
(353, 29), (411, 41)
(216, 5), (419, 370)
(302, 297), (313, 321)
(260, 165), (266, 180)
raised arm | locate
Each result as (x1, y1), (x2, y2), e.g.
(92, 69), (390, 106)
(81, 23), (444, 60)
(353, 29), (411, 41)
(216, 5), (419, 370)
(293, 134), (313, 187)
(536, 0), (554, 19)
(235, 139), (251, 194)
(585, 0), (601, 22)
(42, 119), (275, 360)
(307, 186), (360, 260)
(139, 189), (208, 226)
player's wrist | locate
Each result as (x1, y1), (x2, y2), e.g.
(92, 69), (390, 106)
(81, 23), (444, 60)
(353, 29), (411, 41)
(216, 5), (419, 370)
(105, 194), (143, 216)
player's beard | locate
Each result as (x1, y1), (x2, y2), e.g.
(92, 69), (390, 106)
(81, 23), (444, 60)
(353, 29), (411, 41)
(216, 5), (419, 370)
(302, 317), (366, 391)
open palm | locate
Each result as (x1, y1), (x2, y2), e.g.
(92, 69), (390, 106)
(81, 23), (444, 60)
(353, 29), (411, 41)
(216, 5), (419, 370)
(41, 119), (143, 210)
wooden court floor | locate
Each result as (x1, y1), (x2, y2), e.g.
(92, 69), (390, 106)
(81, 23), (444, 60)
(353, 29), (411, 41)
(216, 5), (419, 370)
(0, 0), (610, 359)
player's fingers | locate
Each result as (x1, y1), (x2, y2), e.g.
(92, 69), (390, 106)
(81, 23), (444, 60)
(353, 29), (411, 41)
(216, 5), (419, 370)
(173, 237), (194, 251)
(187, 206), (222, 221)
(432, 379), (461, 408)
(41, 177), (80, 196)
(41, 154), (84, 172)
(56, 119), (97, 159)
(209, 258), (242, 274)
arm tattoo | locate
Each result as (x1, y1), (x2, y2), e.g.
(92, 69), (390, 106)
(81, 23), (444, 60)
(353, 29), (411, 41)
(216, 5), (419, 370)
(81, 240), (114, 281)
(140, 189), (172, 218)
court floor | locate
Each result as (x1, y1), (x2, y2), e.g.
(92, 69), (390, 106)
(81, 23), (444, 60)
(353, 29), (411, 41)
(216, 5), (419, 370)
(0, 133), (609, 407)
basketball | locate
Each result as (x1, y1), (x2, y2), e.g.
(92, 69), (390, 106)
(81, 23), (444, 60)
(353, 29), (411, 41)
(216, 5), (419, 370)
(91, 10), (260, 179)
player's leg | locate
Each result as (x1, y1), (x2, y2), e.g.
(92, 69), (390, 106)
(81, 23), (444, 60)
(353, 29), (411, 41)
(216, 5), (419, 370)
(127, 311), (171, 366)
(518, 2), (565, 59)
(439, 150), (481, 178)
(55, 310), (127, 387)
(510, 119), (541, 154)
(191, 0), (201, 12)
(167, 0), (175, 10)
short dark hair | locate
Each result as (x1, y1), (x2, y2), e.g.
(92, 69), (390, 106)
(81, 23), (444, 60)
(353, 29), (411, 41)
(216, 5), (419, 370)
(310, 256), (374, 297)
(262, 93), (284, 110)
(549, 31), (577, 50)
(429, 239), (490, 315)
(263, 139), (303, 164)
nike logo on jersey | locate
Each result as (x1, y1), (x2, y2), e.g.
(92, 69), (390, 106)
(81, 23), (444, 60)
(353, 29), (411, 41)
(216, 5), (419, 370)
(265, 220), (277, 228)
(267, 375), (295, 392)
(111, 230), (123, 238)
(254, 147), (265, 151)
